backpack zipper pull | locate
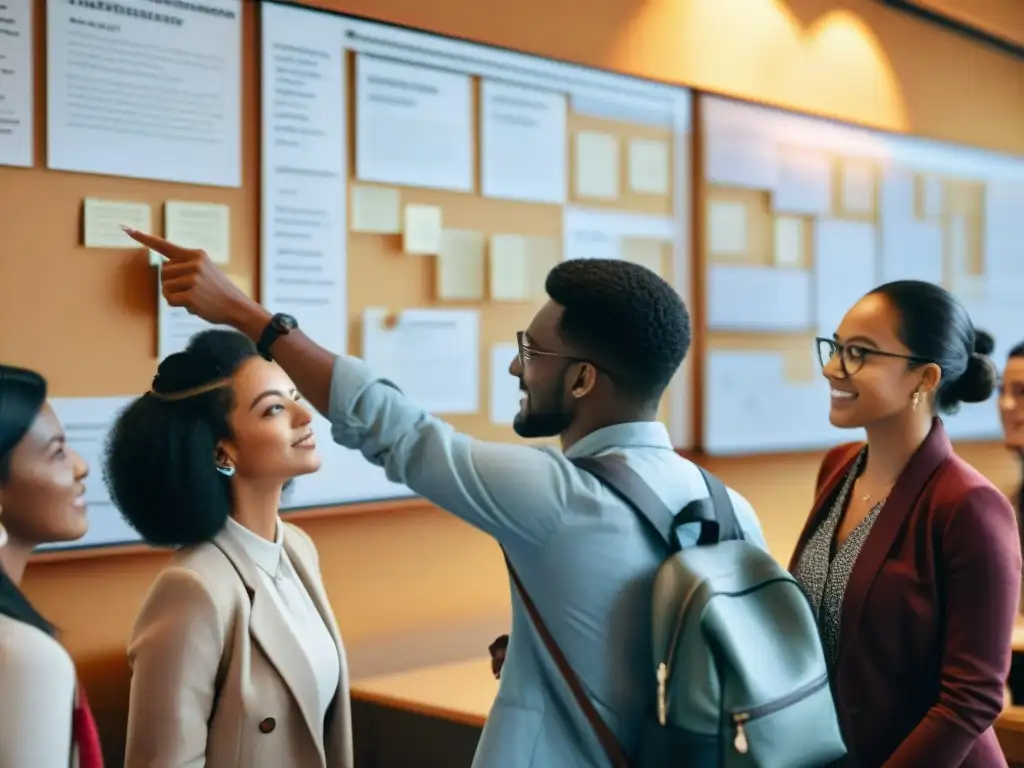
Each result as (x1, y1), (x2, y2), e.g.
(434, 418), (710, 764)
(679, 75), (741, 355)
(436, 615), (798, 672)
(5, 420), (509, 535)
(733, 713), (750, 754)
(656, 662), (668, 725)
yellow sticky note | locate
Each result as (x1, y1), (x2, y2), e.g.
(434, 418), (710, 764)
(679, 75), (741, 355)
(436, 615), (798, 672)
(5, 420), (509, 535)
(83, 198), (152, 248)
(574, 131), (619, 200)
(628, 139), (669, 196)
(226, 273), (253, 299)
(708, 200), (748, 257)
(490, 234), (531, 301)
(160, 201), (230, 266)
(773, 217), (805, 267)
(782, 345), (816, 383)
(351, 185), (401, 234)
(437, 229), (485, 301)
(622, 237), (666, 278)
(404, 204), (443, 255)
(526, 236), (559, 299)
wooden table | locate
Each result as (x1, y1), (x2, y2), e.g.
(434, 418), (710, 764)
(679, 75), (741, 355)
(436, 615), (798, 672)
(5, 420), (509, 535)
(350, 658), (497, 767)
(1013, 616), (1024, 653)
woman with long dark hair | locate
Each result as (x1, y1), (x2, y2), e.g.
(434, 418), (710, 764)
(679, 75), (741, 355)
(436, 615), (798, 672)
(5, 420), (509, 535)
(0, 364), (103, 767)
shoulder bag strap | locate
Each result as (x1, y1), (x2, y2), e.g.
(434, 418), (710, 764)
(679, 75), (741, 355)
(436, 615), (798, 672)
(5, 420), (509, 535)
(502, 550), (632, 768)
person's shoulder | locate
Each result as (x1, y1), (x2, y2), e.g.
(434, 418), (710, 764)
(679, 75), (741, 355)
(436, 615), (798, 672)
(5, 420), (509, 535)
(815, 441), (863, 490)
(934, 455), (1016, 526)
(0, 615), (76, 693)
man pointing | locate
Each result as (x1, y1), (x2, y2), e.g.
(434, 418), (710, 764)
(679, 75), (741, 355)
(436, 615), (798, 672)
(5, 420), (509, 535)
(125, 226), (765, 768)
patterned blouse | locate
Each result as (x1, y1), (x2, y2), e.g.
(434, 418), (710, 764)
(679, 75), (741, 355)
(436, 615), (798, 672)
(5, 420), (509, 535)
(792, 449), (884, 767)
(793, 449), (884, 665)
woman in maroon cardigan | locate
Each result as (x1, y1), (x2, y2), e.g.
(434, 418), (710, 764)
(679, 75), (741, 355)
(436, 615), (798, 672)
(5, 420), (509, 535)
(790, 280), (1021, 768)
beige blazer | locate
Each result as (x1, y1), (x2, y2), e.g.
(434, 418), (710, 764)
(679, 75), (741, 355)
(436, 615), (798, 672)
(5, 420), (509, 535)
(124, 523), (352, 768)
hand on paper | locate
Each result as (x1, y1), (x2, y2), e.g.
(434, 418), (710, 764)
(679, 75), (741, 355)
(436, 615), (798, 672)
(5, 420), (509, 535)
(122, 227), (253, 327)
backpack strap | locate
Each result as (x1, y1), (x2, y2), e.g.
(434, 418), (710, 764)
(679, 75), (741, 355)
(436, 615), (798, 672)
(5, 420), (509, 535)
(503, 550), (632, 768)
(573, 454), (744, 547)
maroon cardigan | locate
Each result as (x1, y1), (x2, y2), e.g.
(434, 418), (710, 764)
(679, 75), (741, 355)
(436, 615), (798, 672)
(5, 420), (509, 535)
(789, 419), (1021, 768)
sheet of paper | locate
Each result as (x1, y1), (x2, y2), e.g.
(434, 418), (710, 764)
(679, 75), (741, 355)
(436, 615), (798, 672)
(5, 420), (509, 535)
(404, 204), (443, 255)
(574, 131), (619, 200)
(83, 199), (152, 248)
(362, 307), (480, 414)
(526, 237), (560, 298)
(437, 229), (485, 301)
(156, 265), (227, 360)
(621, 237), (666, 277)
(708, 265), (813, 331)
(917, 174), (944, 220)
(774, 148), (832, 216)
(489, 343), (522, 425)
(480, 80), (566, 204)
(708, 200), (748, 257)
(814, 220), (878, 337)
(261, 6), (347, 357)
(46, 0), (241, 186)
(841, 162), (875, 215)
(628, 139), (669, 196)
(563, 207), (674, 264)
(351, 185), (401, 234)
(159, 202), (230, 266)
(773, 216), (805, 267)
(0, 0), (33, 167)
(38, 396), (139, 550)
(259, 2), (412, 509)
(489, 234), (531, 301)
(355, 55), (473, 193)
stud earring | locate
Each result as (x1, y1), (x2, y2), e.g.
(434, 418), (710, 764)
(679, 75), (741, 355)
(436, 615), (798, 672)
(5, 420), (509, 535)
(912, 391), (921, 411)
(216, 464), (235, 477)
(0, 521), (7, 548)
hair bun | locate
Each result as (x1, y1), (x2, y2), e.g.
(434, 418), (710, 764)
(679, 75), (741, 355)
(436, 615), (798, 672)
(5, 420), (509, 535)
(973, 328), (995, 356)
(951, 351), (998, 405)
(152, 352), (223, 396)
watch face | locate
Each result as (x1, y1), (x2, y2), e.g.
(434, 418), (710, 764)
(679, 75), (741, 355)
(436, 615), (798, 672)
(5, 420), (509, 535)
(273, 313), (298, 332)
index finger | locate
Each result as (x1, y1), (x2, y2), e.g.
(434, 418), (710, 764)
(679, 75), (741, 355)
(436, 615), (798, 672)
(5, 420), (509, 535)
(121, 226), (199, 262)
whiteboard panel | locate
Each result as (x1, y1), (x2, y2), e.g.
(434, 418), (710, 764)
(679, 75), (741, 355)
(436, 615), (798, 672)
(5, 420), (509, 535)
(703, 95), (1024, 453)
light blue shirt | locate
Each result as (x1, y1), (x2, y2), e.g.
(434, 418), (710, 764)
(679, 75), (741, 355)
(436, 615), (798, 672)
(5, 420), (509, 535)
(328, 356), (766, 767)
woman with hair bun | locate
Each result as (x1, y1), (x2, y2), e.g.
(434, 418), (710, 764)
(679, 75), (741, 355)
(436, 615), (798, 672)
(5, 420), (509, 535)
(790, 280), (1020, 768)
(105, 329), (352, 768)
(0, 364), (103, 767)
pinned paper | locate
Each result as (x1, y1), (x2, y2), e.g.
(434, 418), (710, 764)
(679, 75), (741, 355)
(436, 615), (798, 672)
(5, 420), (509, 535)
(159, 201), (231, 266)
(782, 344), (816, 383)
(404, 204), (443, 255)
(622, 237), (666, 278)
(773, 217), (805, 267)
(526, 236), (559, 298)
(437, 229), (485, 300)
(574, 131), (619, 200)
(915, 174), (944, 221)
(628, 139), (669, 196)
(351, 184), (401, 234)
(83, 198), (152, 248)
(708, 200), (748, 257)
(840, 162), (875, 215)
(490, 235), (531, 301)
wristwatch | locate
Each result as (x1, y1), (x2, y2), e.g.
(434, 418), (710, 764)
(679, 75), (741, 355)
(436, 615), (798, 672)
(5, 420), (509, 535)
(257, 313), (298, 361)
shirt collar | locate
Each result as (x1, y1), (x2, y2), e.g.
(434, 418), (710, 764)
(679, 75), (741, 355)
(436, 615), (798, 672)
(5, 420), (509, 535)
(219, 516), (284, 579)
(563, 421), (674, 460)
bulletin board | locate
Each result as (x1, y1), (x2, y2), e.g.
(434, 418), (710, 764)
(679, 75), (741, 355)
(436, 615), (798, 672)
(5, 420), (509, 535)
(700, 95), (1024, 455)
(344, 62), (683, 443)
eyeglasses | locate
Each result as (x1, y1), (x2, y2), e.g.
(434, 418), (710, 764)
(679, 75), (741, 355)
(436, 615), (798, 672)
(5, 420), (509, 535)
(515, 331), (583, 367)
(815, 337), (933, 377)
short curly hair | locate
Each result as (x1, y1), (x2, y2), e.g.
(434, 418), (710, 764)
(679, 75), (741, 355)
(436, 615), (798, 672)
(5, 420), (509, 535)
(545, 258), (690, 400)
(104, 330), (259, 547)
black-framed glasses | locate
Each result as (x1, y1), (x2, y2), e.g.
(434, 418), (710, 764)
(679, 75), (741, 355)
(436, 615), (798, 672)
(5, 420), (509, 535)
(815, 337), (933, 377)
(516, 331), (584, 367)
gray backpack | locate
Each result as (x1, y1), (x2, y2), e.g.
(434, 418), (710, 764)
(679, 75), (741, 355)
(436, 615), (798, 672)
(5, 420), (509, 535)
(507, 454), (847, 767)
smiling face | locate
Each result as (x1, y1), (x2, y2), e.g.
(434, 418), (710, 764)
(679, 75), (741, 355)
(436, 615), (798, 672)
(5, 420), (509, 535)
(999, 356), (1024, 449)
(822, 293), (941, 429)
(508, 301), (590, 439)
(0, 403), (89, 546)
(216, 357), (321, 481)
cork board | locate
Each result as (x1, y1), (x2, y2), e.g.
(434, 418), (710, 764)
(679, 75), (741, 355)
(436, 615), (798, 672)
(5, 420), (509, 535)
(567, 112), (674, 216)
(344, 55), (678, 443)
(0, 7), (260, 398)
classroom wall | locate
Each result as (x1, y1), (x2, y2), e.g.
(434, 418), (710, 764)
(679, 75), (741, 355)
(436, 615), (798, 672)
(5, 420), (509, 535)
(8, 0), (1024, 763)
